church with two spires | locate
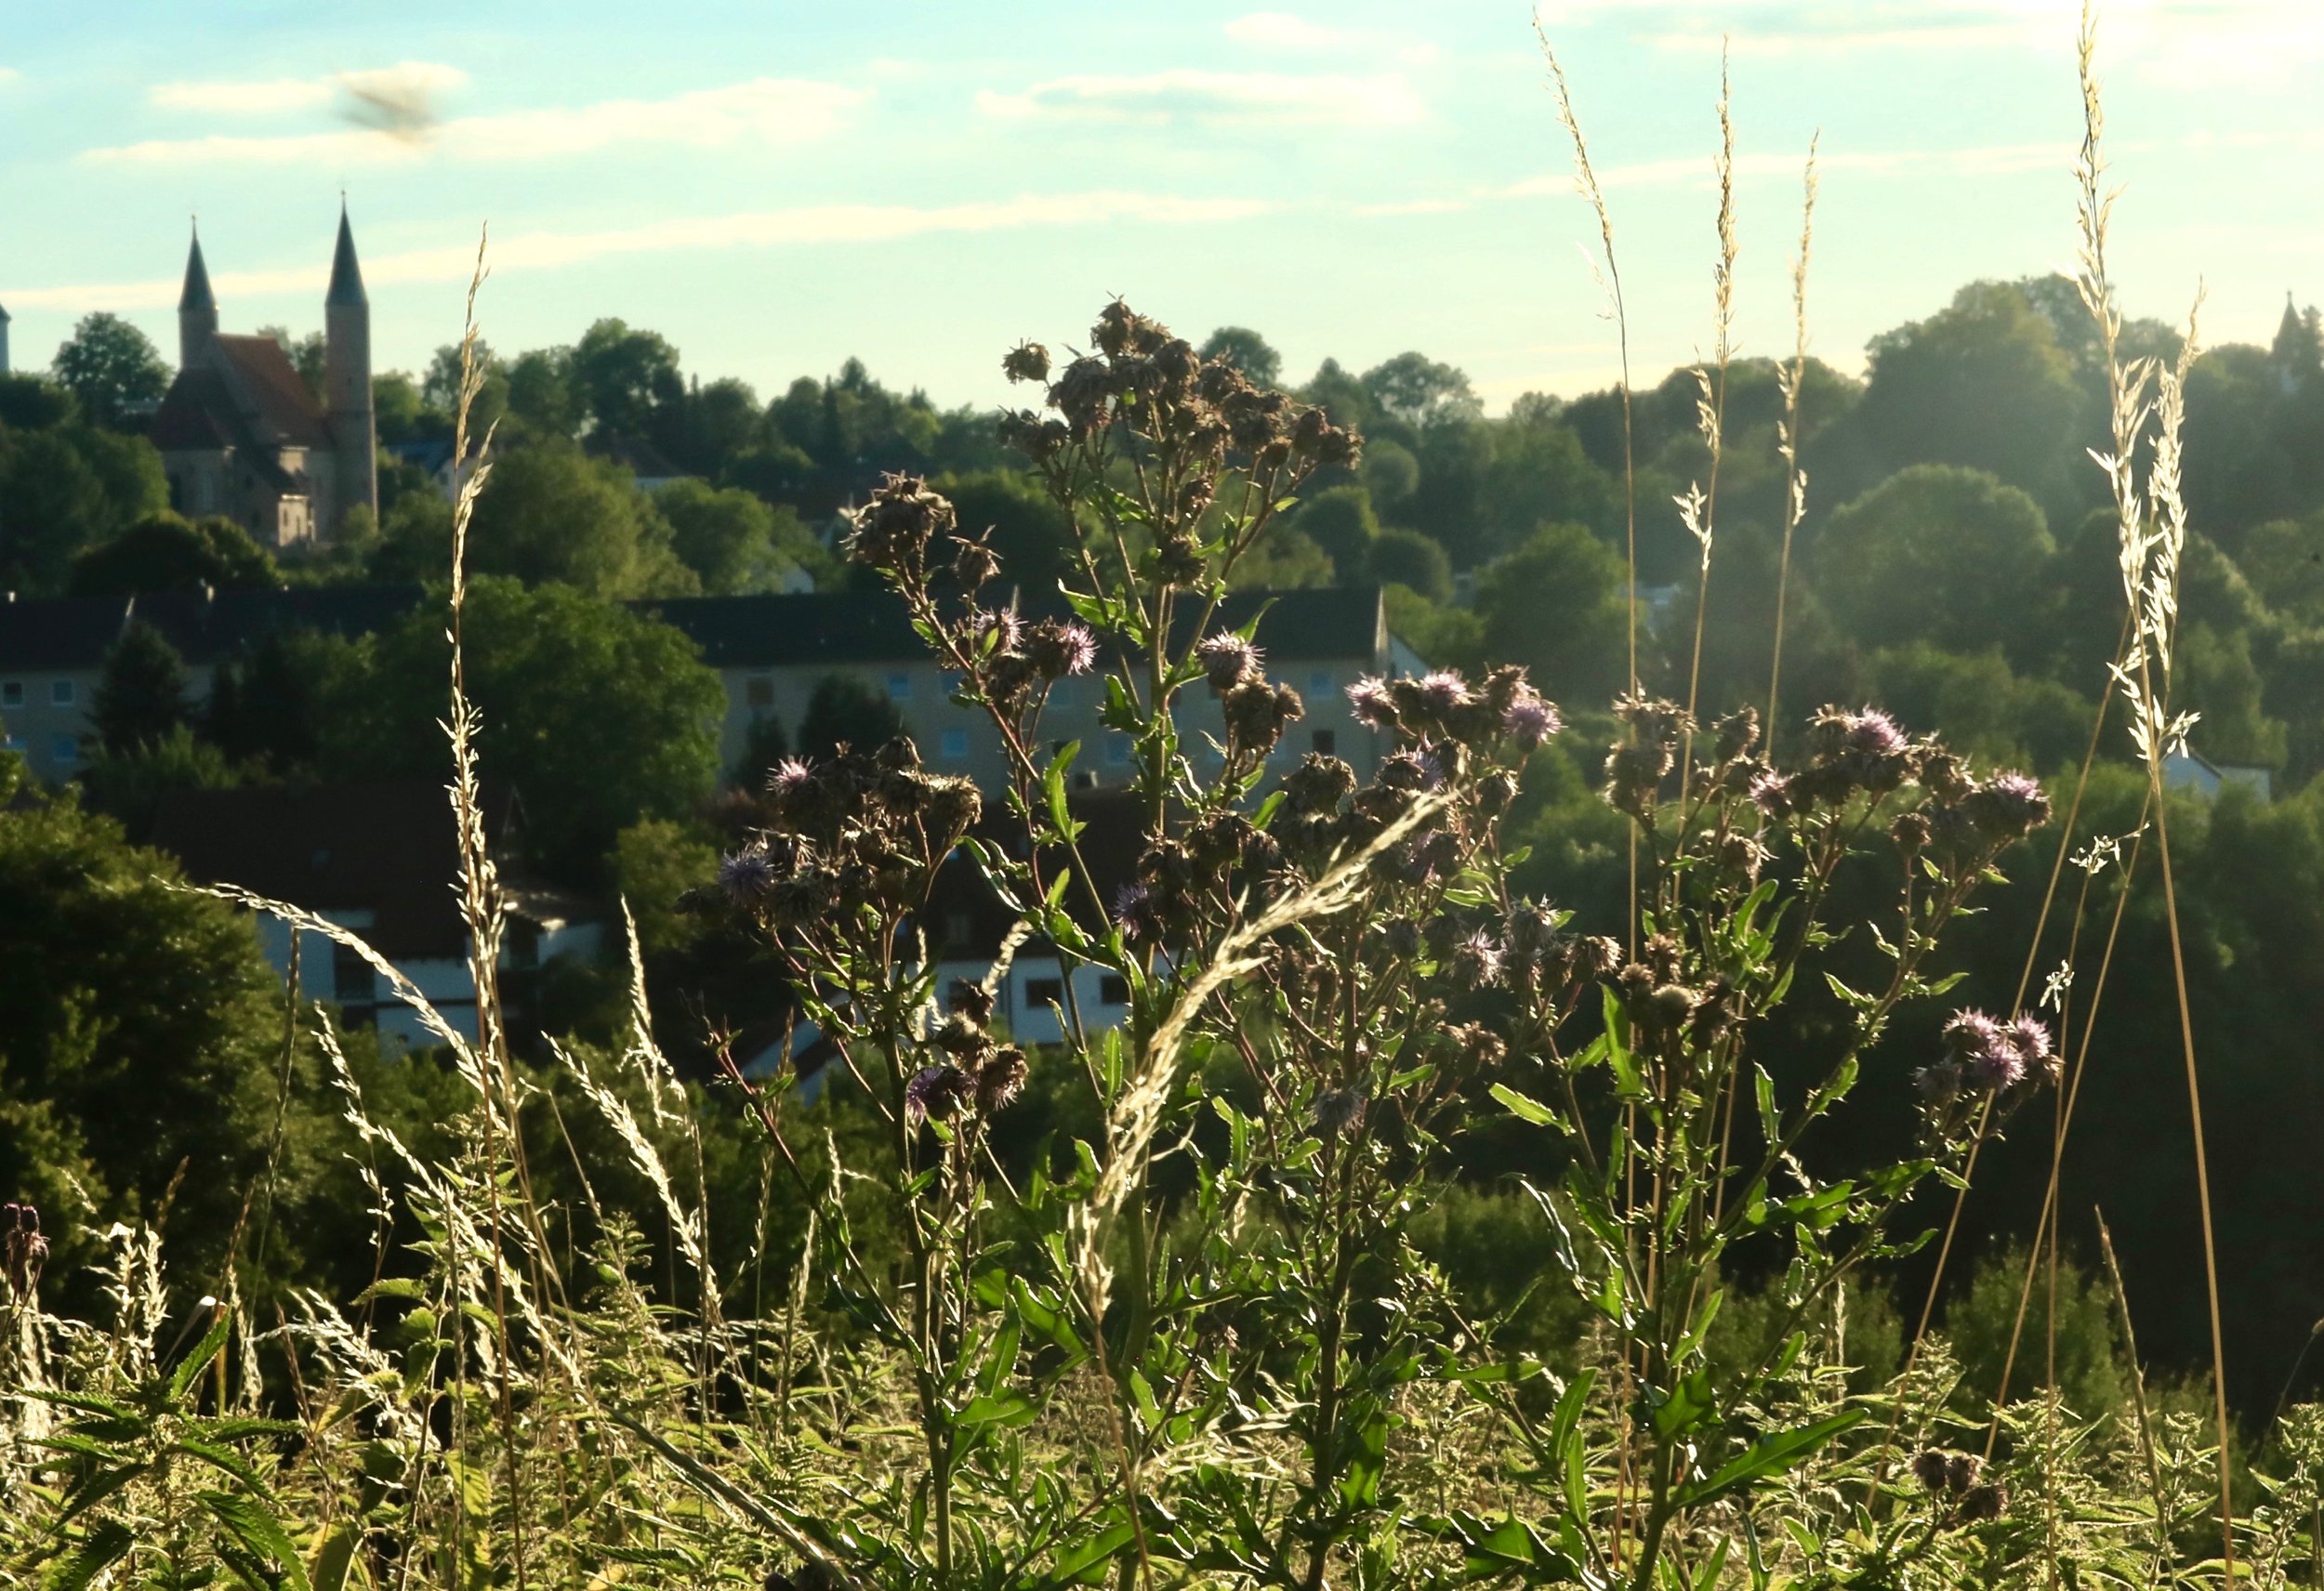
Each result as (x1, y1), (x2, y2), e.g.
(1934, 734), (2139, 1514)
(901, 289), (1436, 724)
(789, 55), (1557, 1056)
(150, 208), (378, 552)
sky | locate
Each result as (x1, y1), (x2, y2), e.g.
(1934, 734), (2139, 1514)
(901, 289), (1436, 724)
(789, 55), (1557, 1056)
(0, 1), (2317, 414)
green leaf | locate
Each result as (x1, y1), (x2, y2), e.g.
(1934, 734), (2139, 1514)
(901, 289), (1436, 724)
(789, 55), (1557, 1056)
(1674, 1411), (1866, 1510)
(1491, 1083), (1561, 1129)
(1050, 1520), (1139, 1584)
(43, 1519), (134, 1591)
(167, 1311), (235, 1404)
(956, 1389), (1040, 1428)
(200, 1490), (311, 1591)
(310, 1524), (360, 1591)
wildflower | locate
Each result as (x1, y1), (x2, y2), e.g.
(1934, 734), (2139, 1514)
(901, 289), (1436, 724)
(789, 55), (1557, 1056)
(1965, 771), (2051, 842)
(1502, 689), (1563, 751)
(768, 758), (813, 804)
(1002, 340), (1050, 384)
(905, 1064), (971, 1125)
(1914, 1060), (1962, 1104)
(932, 1012), (992, 1060)
(1378, 749), (1432, 794)
(949, 980), (996, 1025)
(1113, 881), (1163, 942)
(1026, 618), (1098, 678)
(1345, 676), (1397, 730)
(1197, 631), (1264, 691)
(1050, 357), (1116, 437)
(1912, 1450), (1955, 1493)
(845, 473), (956, 577)
(951, 535), (1001, 590)
(1945, 1453), (1984, 1492)
(1890, 810), (1932, 853)
(1223, 680), (1302, 751)
(2006, 1013), (2058, 1085)
(1478, 769), (1520, 816)
(1715, 831), (1767, 881)
(922, 777), (983, 842)
(1846, 707), (1907, 757)
(976, 1046), (1029, 1113)
(1956, 1484), (2007, 1524)
(1712, 705), (1761, 762)
(1945, 1009), (2023, 1090)
(4, 1203), (47, 1300)
(1415, 669), (1474, 715)
(1282, 753), (1357, 814)
(969, 609), (1023, 657)
(1750, 768), (1797, 819)
(1092, 298), (1163, 358)
(1313, 1087), (1367, 1139)
(1449, 929), (1506, 991)
(1572, 936), (1624, 980)
(718, 846), (777, 904)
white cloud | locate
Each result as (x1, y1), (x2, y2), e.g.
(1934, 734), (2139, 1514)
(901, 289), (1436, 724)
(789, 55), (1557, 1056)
(1541, 0), (2324, 85)
(92, 75), (858, 165)
(1225, 12), (1355, 48)
(978, 69), (1424, 126)
(0, 191), (1275, 311)
(1353, 198), (1470, 216)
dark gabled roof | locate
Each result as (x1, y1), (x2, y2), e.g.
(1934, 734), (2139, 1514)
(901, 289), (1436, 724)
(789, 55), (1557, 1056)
(326, 207), (367, 309)
(152, 334), (332, 458)
(179, 230), (217, 313)
(212, 335), (330, 447)
(630, 585), (1388, 670)
(149, 780), (517, 961)
(0, 585), (425, 671)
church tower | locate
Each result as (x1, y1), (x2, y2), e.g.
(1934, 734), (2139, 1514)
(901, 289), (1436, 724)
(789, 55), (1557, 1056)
(0, 298), (11, 375)
(178, 225), (218, 370)
(324, 202), (376, 532)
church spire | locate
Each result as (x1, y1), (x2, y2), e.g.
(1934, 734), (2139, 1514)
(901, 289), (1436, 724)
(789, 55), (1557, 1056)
(178, 221), (219, 369)
(326, 200), (367, 309)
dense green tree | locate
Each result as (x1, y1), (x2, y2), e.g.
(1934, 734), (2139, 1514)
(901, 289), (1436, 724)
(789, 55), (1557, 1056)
(1286, 484), (1381, 579)
(371, 370), (429, 445)
(1475, 397), (1618, 566)
(91, 620), (191, 755)
(1198, 326), (1283, 387)
(0, 750), (283, 1295)
(467, 443), (696, 598)
(0, 429), (119, 592)
(49, 311), (171, 427)
(423, 339), (508, 436)
(1357, 438), (1419, 512)
(1369, 527), (1453, 603)
(325, 577), (725, 880)
(1814, 465), (2055, 661)
(668, 375), (766, 475)
(798, 673), (907, 763)
(75, 724), (243, 843)
(207, 627), (365, 773)
(1851, 281), (2087, 515)
(936, 468), (1080, 594)
(612, 817), (721, 957)
(1362, 351), (1481, 429)
(656, 478), (782, 595)
(1473, 521), (1634, 704)
(68, 511), (278, 597)
(0, 372), (78, 430)
(507, 346), (583, 438)
(574, 318), (685, 440)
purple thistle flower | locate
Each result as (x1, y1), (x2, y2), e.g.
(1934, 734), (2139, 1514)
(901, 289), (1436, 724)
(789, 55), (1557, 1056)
(718, 847), (777, 903)
(1945, 1009), (2023, 1090)
(1450, 928), (1506, 990)
(1196, 631), (1263, 691)
(971, 608), (1024, 654)
(1416, 669), (1474, 714)
(2006, 1013), (2057, 1085)
(1345, 676), (1397, 730)
(1915, 1060), (1963, 1103)
(1113, 880), (1163, 942)
(1502, 689), (1563, 751)
(768, 758), (813, 801)
(1967, 771), (2052, 841)
(1055, 620), (1097, 675)
(1749, 769), (1794, 819)
(1846, 708), (1907, 757)
(905, 1063), (971, 1125)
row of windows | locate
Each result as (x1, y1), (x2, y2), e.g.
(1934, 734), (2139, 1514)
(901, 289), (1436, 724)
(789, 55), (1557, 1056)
(955, 974), (1132, 1011)
(1, 680), (76, 709)
(1, 733), (78, 763)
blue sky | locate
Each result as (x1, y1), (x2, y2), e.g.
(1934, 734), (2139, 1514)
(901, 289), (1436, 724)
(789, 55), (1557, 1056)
(1, 2), (2316, 413)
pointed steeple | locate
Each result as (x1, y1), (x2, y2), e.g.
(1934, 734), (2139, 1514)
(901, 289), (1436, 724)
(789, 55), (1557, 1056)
(179, 224), (217, 313)
(326, 201), (367, 309)
(178, 221), (220, 369)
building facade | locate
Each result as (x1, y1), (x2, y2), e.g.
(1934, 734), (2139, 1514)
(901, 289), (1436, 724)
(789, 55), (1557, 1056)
(151, 211), (377, 550)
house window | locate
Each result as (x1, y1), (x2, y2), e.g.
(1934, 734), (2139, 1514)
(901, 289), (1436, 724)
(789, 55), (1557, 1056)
(1312, 730), (1337, 756)
(746, 677), (775, 712)
(50, 680), (75, 707)
(1, 682), (20, 709)
(2, 735), (23, 754)
(944, 911), (973, 951)
(50, 734), (78, 765)
(1310, 669), (1334, 695)
(1024, 977), (1063, 1010)
(940, 728), (970, 760)
(1100, 975), (1130, 1006)
(886, 671), (912, 702)
(332, 941), (374, 1005)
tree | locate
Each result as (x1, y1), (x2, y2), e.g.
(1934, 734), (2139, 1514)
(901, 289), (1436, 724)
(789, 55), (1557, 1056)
(657, 478), (783, 595)
(798, 673), (906, 763)
(1472, 521), (1633, 704)
(1369, 527), (1453, 603)
(49, 312), (170, 427)
(670, 375), (765, 475)
(506, 346), (582, 438)
(0, 426), (164, 594)
(1852, 281), (2086, 516)
(371, 370), (430, 445)
(0, 373), (78, 430)
(1287, 484), (1381, 579)
(1476, 402), (1618, 566)
(0, 751), (284, 1298)
(937, 468), (1081, 593)
(207, 627), (364, 773)
(325, 578), (725, 881)
(92, 620), (191, 755)
(1361, 351), (1482, 429)
(468, 443), (696, 598)
(612, 817), (720, 957)
(573, 318), (685, 440)
(1199, 326), (1283, 388)
(75, 723), (243, 843)
(424, 339), (508, 436)
(1814, 465), (2055, 661)
(68, 511), (278, 597)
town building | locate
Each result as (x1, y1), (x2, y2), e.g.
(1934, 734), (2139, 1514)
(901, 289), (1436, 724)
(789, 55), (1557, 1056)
(0, 297), (11, 375)
(150, 210), (377, 550)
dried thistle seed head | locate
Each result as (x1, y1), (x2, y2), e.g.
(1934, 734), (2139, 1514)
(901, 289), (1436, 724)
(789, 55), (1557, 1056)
(1617, 693), (1692, 751)
(1313, 1087), (1367, 1139)
(1643, 933), (1684, 983)
(1154, 530), (1207, 586)
(1572, 936), (1624, 980)
(1647, 982), (1699, 1033)
(1714, 831), (1766, 880)
(932, 1012), (993, 1060)
(999, 409), (1070, 465)
(1026, 618), (1098, 678)
(1223, 679), (1302, 751)
(1618, 963), (1656, 1006)
(1478, 769), (1520, 817)
(1446, 1021), (1507, 1069)
(1919, 746), (1976, 805)
(1196, 631), (1264, 691)
(1449, 929), (1506, 990)
(1748, 768), (1795, 820)
(1050, 356), (1116, 437)
(1713, 705), (1762, 762)
(950, 535), (1002, 590)
(1915, 1058), (1963, 1104)
(1380, 919), (1423, 959)
(1911, 1450), (1954, 1493)
(1283, 753), (1358, 814)
(845, 473), (956, 578)
(1890, 809), (1933, 853)
(949, 980), (995, 1025)
(1002, 340), (1051, 384)
(1136, 838), (1195, 897)
(922, 777), (983, 842)
(1945, 1452), (1984, 1492)
(1377, 749), (1433, 794)
(1153, 336), (1200, 390)
(975, 1046), (1029, 1114)
(1505, 901), (1561, 957)
(1092, 298), (1166, 358)
(1186, 809), (1256, 869)
(969, 608), (1024, 657)
(1176, 475), (1217, 518)
(1955, 1483), (2006, 1524)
